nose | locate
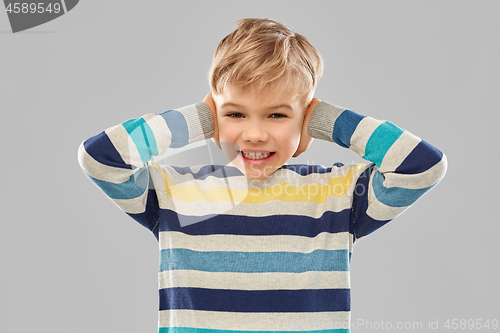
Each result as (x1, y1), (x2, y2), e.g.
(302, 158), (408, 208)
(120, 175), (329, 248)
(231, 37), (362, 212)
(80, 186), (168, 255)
(242, 121), (269, 143)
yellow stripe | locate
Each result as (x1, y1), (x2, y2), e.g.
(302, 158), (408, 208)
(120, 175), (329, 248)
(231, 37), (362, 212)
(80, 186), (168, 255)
(151, 161), (364, 204)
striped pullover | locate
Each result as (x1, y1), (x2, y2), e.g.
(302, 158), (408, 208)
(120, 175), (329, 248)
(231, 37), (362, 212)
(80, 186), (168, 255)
(77, 100), (447, 333)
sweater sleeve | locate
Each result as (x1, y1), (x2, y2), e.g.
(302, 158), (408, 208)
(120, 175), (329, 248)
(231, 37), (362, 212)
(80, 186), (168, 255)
(308, 101), (448, 243)
(77, 102), (214, 239)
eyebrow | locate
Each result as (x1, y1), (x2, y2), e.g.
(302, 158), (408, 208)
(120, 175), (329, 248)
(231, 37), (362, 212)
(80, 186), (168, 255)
(220, 102), (294, 111)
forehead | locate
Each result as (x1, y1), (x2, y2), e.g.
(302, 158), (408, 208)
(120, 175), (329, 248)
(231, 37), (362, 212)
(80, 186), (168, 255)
(219, 82), (301, 107)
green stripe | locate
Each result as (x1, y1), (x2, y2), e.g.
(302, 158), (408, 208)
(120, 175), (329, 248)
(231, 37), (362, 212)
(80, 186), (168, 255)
(122, 117), (158, 163)
(362, 121), (404, 168)
(159, 248), (351, 273)
(159, 327), (350, 333)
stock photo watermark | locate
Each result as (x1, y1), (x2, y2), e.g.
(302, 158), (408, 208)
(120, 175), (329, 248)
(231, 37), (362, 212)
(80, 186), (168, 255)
(139, 139), (371, 227)
(289, 318), (499, 331)
(3, 0), (79, 33)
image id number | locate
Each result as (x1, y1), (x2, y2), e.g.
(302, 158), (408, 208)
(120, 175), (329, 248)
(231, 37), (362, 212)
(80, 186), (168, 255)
(5, 2), (62, 14)
(443, 318), (498, 330)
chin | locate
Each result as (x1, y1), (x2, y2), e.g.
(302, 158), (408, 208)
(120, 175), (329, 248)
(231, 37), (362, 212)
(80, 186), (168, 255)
(241, 166), (278, 180)
(228, 160), (273, 180)
(245, 173), (269, 180)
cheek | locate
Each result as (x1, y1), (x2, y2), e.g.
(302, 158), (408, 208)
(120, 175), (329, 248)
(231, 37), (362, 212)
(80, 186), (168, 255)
(289, 122), (304, 146)
(218, 122), (236, 142)
(276, 131), (301, 153)
(217, 124), (241, 158)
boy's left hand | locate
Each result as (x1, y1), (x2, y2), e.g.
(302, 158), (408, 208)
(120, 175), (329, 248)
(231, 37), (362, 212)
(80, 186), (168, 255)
(293, 98), (321, 158)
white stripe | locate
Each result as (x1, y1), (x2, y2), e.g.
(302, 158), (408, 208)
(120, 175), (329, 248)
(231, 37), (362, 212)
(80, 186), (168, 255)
(349, 116), (382, 157)
(168, 199), (235, 226)
(378, 130), (421, 172)
(159, 231), (353, 252)
(105, 123), (144, 168)
(112, 188), (149, 214)
(382, 156), (448, 189)
(77, 142), (134, 183)
(159, 270), (351, 290)
(153, 141), (208, 162)
(143, 113), (172, 156)
(366, 195), (408, 221)
(159, 309), (351, 331)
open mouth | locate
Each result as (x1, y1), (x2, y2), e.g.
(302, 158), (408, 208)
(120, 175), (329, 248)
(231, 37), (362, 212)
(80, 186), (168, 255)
(238, 151), (275, 160)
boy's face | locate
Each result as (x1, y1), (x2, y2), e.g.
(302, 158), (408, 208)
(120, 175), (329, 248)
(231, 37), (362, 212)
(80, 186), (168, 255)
(213, 83), (307, 179)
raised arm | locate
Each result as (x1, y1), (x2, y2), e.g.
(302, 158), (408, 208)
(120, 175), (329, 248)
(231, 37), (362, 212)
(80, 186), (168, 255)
(308, 101), (447, 242)
(77, 99), (215, 238)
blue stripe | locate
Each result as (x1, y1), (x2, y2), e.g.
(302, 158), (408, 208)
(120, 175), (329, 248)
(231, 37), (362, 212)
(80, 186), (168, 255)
(126, 189), (160, 235)
(159, 288), (350, 312)
(159, 329), (349, 333)
(351, 165), (391, 239)
(281, 163), (345, 175)
(372, 171), (436, 207)
(159, 209), (352, 236)
(167, 163), (348, 181)
(122, 118), (158, 163)
(83, 166), (148, 200)
(362, 121), (404, 168)
(170, 165), (244, 180)
(159, 328), (349, 333)
(83, 132), (132, 170)
(160, 110), (189, 148)
(395, 139), (443, 174)
(159, 248), (350, 273)
(332, 110), (365, 148)
(353, 212), (391, 239)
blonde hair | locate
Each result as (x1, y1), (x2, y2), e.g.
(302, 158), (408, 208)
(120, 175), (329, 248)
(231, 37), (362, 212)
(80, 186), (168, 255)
(208, 18), (323, 106)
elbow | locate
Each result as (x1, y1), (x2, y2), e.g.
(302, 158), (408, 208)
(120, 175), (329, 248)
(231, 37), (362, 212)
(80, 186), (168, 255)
(77, 139), (93, 174)
(433, 152), (448, 185)
(77, 140), (87, 170)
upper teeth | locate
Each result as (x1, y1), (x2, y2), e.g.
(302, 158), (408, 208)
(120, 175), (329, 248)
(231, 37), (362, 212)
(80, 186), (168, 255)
(242, 151), (271, 159)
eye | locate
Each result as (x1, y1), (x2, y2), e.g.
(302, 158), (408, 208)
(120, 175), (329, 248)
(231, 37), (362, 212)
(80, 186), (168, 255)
(270, 113), (287, 119)
(227, 112), (243, 118)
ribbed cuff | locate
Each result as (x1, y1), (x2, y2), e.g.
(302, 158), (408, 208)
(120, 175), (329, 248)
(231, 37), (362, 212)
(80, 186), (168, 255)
(194, 102), (215, 140)
(177, 102), (215, 144)
(308, 101), (345, 143)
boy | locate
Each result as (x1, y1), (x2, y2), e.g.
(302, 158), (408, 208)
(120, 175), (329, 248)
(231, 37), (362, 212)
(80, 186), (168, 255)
(78, 18), (447, 333)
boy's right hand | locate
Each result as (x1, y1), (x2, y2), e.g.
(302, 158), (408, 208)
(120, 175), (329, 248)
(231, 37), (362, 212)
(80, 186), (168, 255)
(203, 92), (221, 149)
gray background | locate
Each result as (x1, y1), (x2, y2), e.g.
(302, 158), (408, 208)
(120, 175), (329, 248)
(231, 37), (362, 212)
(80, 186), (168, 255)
(1, 1), (499, 332)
